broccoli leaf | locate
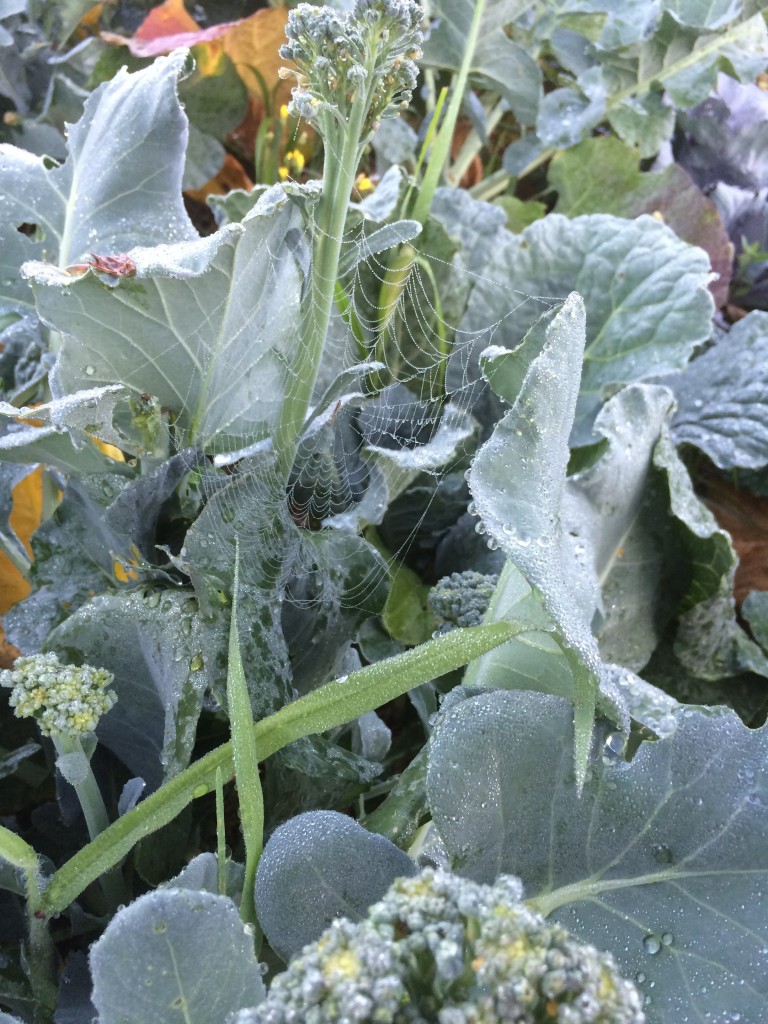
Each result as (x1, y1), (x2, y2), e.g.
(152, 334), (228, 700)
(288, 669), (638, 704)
(0, 49), (196, 316)
(90, 888), (265, 1024)
(427, 688), (768, 1024)
(255, 810), (417, 961)
(421, 0), (542, 125)
(659, 312), (768, 470)
(468, 293), (601, 781)
(460, 213), (714, 444)
(47, 590), (209, 790)
(25, 189), (309, 452)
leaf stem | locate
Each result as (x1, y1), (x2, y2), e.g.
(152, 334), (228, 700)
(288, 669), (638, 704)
(227, 540), (264, 926)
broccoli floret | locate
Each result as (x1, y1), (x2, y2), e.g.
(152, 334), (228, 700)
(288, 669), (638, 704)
(0, 651), (116, 738)
(238, 868), (645, 1024)
(428, 571), (499, 632)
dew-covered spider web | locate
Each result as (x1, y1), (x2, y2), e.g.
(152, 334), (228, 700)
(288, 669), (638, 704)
(178, 163), (564, 627)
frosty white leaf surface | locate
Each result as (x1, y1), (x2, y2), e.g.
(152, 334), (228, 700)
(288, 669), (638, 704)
(427, 689), (768, 1024)
(26, 193), (308, 450)
(90, 888), (264, 1024)
(0, 50), (196, 313)
(48, 590), (210, 790)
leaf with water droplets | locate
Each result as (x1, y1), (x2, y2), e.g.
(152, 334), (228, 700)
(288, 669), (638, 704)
(0, 50), (196, 316)
(47, 589), (209, 790)
(427, 688), (768, 1024)
(460, 213), (714, 444)
(469, 293), (602, 783)
(90, 888), (264, 1024)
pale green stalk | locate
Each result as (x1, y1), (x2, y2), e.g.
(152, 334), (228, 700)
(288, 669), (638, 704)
(410, 0), (487, 225)
(226, 540), (264, 925)
(273, 89), (371, 481)
(51, 732), (126, 910)
(0, 825), (57, 1022)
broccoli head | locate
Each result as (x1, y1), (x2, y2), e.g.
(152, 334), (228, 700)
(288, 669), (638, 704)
(239, 867), (645, 1023)
(428, 571), (499, 632)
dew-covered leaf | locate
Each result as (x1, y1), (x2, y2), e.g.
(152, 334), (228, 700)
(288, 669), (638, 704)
(255, 810), (416, 961)
(562, 384), (678, 670)
(25, 189), (309, 451)
(468, 293), (601, 778)
(427, 688), (768, 1024)
(550, 136), (733, 305)
(47, 589), (209, 790)
(659, 312), (768, 470)
(90, 888), (264, 1024)
(0, 49), (196, 315)
(461, 213), (714, 445)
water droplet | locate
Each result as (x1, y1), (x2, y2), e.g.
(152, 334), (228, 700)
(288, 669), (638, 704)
(635, 972), (646, 984)
(192, 784), (209, 798)
(146, 593), (160, 608)
(221, 506), (235, 524)
(189, 653), (204, 671)
(84, 364), (95, 376)
(661, 933), (673, 946)
(336, 674), (348, 684)
(652, 843), (674, 864)
(602, 731), (624, 764)
(643, 935), (661, 955)
(152, 920), (168, 934)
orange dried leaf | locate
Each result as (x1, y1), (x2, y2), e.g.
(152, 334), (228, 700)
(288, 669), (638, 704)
(185, 152), (254, 204)
(135, 0), (199, 40)
(223, 7), (292, 107)
(0, 467), (43, 615)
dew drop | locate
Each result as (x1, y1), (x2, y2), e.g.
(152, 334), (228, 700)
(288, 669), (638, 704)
(192, 784), (209, 798)
(84, 364), (95, 376)
(189, 653), (204, 671)
(152, 920), (168, 934)
(635, 972), (646, 984)
(651, 843), (674, 864)
(146, 593), (161, 608)
(661, 933), (673, 946)
(643, 935), (661, 955)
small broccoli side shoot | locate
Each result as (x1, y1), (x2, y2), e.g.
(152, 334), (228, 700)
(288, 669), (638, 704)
(238, 867), (645, 1023)
(429, 570), (500, 632)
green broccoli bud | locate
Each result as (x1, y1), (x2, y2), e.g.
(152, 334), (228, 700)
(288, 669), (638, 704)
(0, 651), (116, 738)
(240, 867), (645, 1023)
(279, 0), (423, 141)
(429, 570), (500, 632)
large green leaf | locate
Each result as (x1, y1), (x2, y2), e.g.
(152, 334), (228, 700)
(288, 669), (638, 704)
(90, 888), (265, 1024)
(468, 293), (601, 779)
(427, 688), (768, 1024)
(26, 188), (309, 451)
(421, 0), (542, 125)
(660, 311), (768, 470)
(0, 49), (196, 315)
(549, 136), (732, 305)
(562, 384), (677, 670)
(460, 213), (714, 444)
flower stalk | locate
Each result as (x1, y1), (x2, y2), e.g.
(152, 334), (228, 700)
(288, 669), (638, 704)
(273, 0), (423, 480)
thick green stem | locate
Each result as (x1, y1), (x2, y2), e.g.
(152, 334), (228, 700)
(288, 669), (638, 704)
(274, 100), (368, 481)
(51, 733), (126, 910)
(0, 825), (57, 1022)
